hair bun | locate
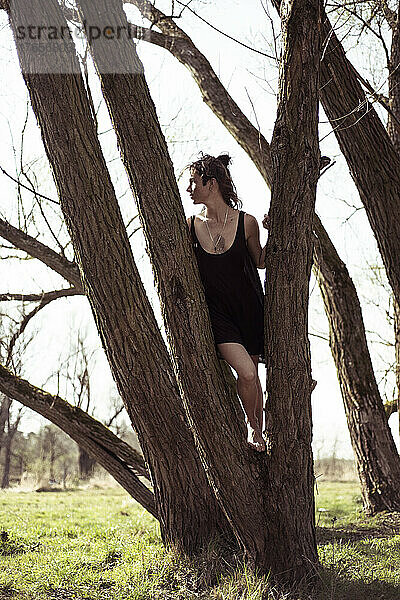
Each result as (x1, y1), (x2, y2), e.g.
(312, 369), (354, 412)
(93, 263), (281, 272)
(216, 154), (231, 168)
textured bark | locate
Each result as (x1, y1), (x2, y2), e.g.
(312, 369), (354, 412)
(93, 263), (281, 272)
(263, 0), (320, 578)
(319, 10), (400, 307)
(0, 363), (155, 511)
(126, 0), (400, 476)
(8, 0), (230, 552)
(313, 215), (400, 512)
(76, 0), (293, 579)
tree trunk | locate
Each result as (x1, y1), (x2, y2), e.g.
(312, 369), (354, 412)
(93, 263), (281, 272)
(1, 428), (12, 489)
(387, 5), (400, 155)
(48, 430), (56, 481)
(0, 364), (156, 514)
(263, 0), (321, 577)
(0, 395), (11, 451)
(387, 5), (400, 441)
(319, 9), (400, 307)
(7, 0), (233, 554)
(78, 447), (96, 480)
(75, 0), (319, 581)
(394, 300), (400, 439)
(313, 216), (400, 512)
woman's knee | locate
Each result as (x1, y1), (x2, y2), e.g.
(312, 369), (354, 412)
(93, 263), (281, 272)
(237, 365), (257, 385)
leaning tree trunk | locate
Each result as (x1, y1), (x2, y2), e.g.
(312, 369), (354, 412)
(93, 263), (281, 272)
(125, 0), (400, 510)
(75, 0), (318, 581)
(313, 216), (400, 512)
(263, 0), (321, 578)
(319, 9), (400, 308)
(0, 365), (156, 514)
(7, 0), (231, 553)
(387, 4), (400, 441)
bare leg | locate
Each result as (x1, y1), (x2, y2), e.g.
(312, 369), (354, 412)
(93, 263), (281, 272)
(250, 355), (263, 433)
(217, 343), (265, 452)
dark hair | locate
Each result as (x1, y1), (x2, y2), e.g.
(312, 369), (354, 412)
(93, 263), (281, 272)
(187, 152), (242, 209)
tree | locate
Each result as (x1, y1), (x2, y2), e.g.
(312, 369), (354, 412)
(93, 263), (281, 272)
(0, 0), (323, 582)
(124, 0), (400, 512)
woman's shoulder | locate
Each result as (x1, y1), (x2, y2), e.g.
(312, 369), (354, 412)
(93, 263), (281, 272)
(243, 213), (259, 241)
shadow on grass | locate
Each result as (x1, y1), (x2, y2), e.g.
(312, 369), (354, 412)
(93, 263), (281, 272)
(316, 566), (400, 600)
(317, 511), (400, 545)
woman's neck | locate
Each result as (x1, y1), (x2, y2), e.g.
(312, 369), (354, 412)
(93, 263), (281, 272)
(203, 201), (231, 223)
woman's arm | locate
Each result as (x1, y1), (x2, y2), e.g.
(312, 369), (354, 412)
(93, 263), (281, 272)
(244, 213), (269, 269)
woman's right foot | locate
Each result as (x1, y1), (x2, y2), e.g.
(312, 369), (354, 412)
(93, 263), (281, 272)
(247, 424), (266, 452)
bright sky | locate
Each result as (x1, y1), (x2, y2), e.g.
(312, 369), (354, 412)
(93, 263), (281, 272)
(0, 0), (398, 458)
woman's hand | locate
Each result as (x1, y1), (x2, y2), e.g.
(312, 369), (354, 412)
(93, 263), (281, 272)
(262, 214), (270, 230)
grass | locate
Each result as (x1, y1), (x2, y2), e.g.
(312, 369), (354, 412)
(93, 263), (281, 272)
(0, 480), (399, 599)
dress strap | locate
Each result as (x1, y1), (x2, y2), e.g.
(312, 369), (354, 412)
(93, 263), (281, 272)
(239, 210), (246, 246)
(190, 215), (198, 248)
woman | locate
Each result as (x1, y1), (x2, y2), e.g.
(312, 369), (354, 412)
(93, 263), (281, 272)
(186, 153), (268, 452)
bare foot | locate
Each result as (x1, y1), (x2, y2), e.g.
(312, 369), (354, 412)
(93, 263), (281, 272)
(247, 423), (266, 452)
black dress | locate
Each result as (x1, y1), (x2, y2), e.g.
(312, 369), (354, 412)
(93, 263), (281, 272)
(190, 210), (265, 361)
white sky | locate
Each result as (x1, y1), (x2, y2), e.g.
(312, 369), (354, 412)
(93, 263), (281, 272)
(0, 0), (398, 458)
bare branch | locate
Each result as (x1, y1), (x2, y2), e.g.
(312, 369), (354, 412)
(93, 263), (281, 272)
(0, 288), (81, 302)
(0, 164), (59, 205)
(5, 288), (82, 364)
(0, 217), (82, 289)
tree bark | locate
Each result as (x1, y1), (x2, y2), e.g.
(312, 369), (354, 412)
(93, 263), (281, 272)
(0, 363), (156, 513)
(388, 3), (400, 155)
(264, 0), (321, 577)
(7, 0), (230, 552)
(0, 396), (11, 451)
(313, 215), (400, 512)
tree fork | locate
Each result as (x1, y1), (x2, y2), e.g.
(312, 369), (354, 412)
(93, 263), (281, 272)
(75, 0), (320, 581)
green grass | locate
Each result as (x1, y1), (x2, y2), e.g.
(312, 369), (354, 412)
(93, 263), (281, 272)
(0, 481), (399, 599)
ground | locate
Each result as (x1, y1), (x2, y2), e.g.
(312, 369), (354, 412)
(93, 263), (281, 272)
(0, 480), (399, 599)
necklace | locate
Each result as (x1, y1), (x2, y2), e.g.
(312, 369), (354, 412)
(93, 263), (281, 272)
(204, 207), (229, 253)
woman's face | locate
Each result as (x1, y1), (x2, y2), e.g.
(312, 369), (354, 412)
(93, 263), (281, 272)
(187, 171), (211, 205)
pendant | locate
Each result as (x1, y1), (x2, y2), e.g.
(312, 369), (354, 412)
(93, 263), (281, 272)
(214, 237), (225, 253)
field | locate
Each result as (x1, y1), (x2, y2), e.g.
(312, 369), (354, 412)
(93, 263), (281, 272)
(0, 480), (399, 600)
